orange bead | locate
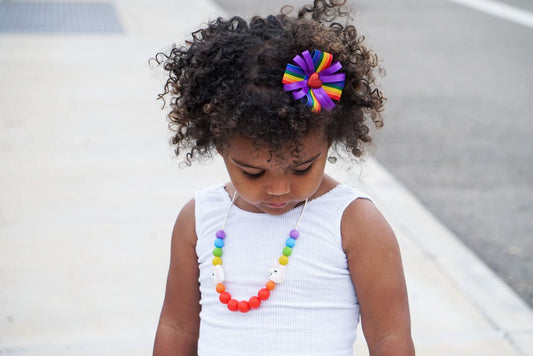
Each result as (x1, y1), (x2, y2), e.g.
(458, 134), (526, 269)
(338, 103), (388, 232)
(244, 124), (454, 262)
(216, 283), (225, 293)
(227, 299), (239, 311)
(258, 288), (270, 301)
(238, 301), (250, 313)
(266, 280), (276, 290)
(219, 292), (231, 304)
(249, 296), (261, 309)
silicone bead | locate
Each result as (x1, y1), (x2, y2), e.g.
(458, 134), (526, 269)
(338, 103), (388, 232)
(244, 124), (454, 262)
(212, 265), (224, 283)
(266, 280), (276, 290)
(227, 299), (239, 311)
(213, 247), (223, 257)
(212, 256), (222, 265)
(285, 237), (296, 248)
(279, 255), (289, 265)
(269, 263), (286, 283)
(219, 292), (231, 304)
(214, 238), (225, 248)
(216, 230), (226, 239)
(216, 283), (225, 293)
(238, 301), (250, 313)
(249, 296), (261, 309)
(290, 229), (299, 239)
(283, 246), (292, 256)
(258, 288), (270, 301)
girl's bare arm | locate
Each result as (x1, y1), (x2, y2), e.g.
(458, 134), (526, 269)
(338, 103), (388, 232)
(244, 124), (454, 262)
(153, 199), (201, 356)
(342, 199), (415, 356)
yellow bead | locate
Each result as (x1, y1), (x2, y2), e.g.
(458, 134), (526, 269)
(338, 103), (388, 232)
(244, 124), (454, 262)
(212, 256), (222, 265)
(279, 255), (289, 265)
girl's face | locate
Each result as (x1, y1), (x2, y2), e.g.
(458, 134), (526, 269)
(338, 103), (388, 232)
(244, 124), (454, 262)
(221, 130), (331, 215)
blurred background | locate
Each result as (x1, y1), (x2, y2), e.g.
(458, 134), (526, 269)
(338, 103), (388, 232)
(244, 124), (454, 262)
(1, 0), (531, 355)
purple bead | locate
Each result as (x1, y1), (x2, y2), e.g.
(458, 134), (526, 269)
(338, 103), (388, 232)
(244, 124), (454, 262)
(216, 230), (226, 239)
(289, 229), (299, 239)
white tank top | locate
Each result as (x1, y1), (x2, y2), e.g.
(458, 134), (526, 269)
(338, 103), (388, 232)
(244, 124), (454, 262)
(195, 184), (370, 356)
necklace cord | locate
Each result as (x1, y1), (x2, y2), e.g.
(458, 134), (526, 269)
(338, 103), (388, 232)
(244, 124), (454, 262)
(295, 198), (308, 230)
(221, 190), (238, 229)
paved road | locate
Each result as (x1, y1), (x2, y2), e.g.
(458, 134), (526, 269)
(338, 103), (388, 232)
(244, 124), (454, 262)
(213, 0), (533, 306)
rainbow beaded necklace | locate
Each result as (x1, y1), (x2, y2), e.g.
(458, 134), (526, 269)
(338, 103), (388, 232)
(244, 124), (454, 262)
(212, 191), (309, 313)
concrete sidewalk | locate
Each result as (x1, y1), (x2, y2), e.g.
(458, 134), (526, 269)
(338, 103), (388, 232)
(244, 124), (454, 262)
(0, 0), (531, 355)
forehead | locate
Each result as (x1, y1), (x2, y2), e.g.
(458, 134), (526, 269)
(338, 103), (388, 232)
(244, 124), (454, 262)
(226, 131), (328, 165)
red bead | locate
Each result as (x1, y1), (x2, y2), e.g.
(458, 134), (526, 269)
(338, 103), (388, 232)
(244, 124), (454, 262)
(227, 299), (239, 311)
(238, 301), (250, 313)
(258, 288), (270, 301)
(219, 292), (231, 304)
(249, 296), (261, 309)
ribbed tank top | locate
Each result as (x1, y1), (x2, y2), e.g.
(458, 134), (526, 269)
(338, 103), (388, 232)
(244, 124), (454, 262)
(195, 184), (371, 356)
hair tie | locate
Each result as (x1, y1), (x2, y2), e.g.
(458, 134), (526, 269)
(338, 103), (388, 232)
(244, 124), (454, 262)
(282, 50), (345, 113)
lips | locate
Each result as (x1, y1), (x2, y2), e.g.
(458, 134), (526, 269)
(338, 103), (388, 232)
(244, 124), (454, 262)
(266, 202), (288, 209)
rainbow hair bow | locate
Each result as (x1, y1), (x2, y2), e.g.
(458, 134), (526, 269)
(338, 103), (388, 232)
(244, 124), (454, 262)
(282, 49), (345, 113)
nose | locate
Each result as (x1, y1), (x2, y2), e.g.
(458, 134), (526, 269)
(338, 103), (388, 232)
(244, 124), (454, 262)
(266, 177), (291, 196)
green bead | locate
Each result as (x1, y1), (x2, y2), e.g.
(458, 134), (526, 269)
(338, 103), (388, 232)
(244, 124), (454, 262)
(213, 247), (223, 257)
(283, 246), (292, 256)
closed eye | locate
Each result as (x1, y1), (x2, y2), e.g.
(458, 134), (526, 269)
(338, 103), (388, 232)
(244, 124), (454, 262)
(292, 164), (313, 176)
(242, 170), (265, 180)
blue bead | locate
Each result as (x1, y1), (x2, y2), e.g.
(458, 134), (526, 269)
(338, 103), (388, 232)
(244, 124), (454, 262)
(285, 237), (296, 248)
(214, 238), (225, 248)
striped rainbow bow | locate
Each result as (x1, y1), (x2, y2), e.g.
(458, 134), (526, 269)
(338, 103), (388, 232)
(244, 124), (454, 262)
(282, 49), (345, 113)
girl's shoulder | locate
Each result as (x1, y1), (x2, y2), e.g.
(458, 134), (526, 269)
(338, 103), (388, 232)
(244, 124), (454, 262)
(340, 191), (398, 261)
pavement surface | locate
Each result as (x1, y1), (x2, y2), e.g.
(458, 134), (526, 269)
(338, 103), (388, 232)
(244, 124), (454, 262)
(0, 0), (532, 355)
(213, 0), (533, 307)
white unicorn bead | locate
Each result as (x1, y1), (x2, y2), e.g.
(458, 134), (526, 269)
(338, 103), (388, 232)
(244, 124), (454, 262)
(269, 262), (286, 283)
(212, 265), (224, 284)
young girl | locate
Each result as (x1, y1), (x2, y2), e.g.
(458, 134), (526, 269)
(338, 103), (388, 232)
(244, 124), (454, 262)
(152, 1), (414, 355)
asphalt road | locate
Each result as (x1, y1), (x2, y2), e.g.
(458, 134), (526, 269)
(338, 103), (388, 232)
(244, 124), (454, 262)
(213, 0), (533, 306)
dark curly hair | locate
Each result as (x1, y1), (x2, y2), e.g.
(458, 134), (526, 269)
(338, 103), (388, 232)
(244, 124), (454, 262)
(152, 0), (384, 165)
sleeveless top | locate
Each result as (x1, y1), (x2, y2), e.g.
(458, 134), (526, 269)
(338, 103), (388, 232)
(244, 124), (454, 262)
(195, 184), (371, 356)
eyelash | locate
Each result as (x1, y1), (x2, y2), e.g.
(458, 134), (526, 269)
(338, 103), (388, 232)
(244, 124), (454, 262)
(242, 165), (313, 180)
(293, 165), (313, 176)
(242, 171), (264, 180)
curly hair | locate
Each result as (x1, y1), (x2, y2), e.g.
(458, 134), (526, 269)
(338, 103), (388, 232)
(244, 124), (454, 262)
(152, 0), (384, 165)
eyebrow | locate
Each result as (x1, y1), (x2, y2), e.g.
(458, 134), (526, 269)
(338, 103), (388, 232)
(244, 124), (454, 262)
(231, 153), (322, 170)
